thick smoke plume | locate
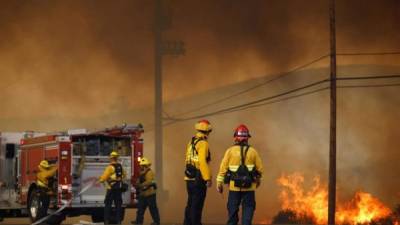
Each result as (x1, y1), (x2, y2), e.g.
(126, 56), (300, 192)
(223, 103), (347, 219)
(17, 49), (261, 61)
(0, 1), (399, 224)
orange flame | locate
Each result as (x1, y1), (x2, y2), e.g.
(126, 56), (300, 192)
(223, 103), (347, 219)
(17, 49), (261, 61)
(277, 173), (392, 225)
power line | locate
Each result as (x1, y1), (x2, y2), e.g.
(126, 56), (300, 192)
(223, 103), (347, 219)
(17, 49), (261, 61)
(220, 86), (330, 115)
(163, 82), (400, 127)
(172, 53), (330, 117)
(227, 82), (400, 114)
(172, 52), (400, 118)
(338, 83), (400, 89)
(337, 51), (400, 56)
(337, 74), (400, 80)
(165, 74), (400, 125)
(170, 79), (330, 122)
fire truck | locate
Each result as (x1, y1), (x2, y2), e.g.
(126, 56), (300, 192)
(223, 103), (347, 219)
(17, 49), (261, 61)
(0, 124), (144, 224)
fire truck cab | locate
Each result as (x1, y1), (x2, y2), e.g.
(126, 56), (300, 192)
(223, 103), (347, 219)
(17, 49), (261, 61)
(0, 124), (144, 224)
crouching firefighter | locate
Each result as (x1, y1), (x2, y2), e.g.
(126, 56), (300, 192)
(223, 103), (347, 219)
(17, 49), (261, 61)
(132, 157), (160, 225)
(183, 119), (213, 225)
(36, 160), (58, 221)
(216, 124), (263, 225)
(99, 151), (127, 225)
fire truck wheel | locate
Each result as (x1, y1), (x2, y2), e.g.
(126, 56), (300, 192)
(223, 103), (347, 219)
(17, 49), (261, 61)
(28, 190), (41, 222)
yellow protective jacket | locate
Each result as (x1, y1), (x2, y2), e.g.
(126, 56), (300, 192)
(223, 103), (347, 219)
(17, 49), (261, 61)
(216, 145), (263, 191)
(184, 132), (212, 181)
(37, 165), (58, 189)
(99, 162), (127, 190)
(136, 168), (156, 197)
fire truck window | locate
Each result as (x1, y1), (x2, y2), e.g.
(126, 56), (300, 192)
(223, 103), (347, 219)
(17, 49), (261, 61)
(72, 136), (131, 156)
(99, 137), (131, 156)
(101, 138), (113, 156)
(86, 138), (100, 156)
(5, 143), (15, 159)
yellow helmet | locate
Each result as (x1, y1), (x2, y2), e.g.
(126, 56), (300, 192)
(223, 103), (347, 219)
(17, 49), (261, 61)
(139, 157), (151, 166)
(110, 151), (119, 158)
(39, 160), (50, 169)
(195, 119), (212, 132)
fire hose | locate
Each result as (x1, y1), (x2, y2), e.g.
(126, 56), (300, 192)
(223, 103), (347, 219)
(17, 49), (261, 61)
(31, 180), (97, 225)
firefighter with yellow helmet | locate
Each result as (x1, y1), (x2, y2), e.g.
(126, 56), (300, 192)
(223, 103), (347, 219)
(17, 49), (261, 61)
(216, 124), (263, 225)
(132, 157), (160, 225)
(36, 159), (58, 221)
(99, 150), (127, 225)
(183, 119), (212, 225)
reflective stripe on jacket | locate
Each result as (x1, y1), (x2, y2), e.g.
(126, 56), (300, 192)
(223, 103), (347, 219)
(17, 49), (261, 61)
(216, 145), (263, 191)
(184, 132), (211, 181)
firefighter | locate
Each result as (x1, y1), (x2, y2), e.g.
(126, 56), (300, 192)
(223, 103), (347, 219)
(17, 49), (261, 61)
(183, 119), (213, 225)
(132, 157), (160, 225)
(216, 124), (263, 225)
(99, 151), (126, 225)
(36, 160), (58, 221)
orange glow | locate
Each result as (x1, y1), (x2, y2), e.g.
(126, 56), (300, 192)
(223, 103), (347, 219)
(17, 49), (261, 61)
(257, 218), (271, 224)
(277, 173), (392, 225)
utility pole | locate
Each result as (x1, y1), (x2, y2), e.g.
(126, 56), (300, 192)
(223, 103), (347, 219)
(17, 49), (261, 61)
(154, 0), (185, 193)
(154, 0), (163, 191)
(328, 0), (337, 224)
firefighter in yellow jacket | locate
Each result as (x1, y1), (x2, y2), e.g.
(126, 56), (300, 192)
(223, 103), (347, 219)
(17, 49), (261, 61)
(36, 160), (58, 221)
(132, 157), (160, 225)
(99, 151), (126, 225)
(216, 124), (263, 225)
(183, 119), (212, 225)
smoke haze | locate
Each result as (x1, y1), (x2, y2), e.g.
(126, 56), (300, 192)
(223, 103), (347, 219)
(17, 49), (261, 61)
(0, 0), (399, 224)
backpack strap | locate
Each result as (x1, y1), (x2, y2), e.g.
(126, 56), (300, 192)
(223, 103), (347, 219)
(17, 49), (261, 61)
(112, 163), (123, 178)
(191, 137), (204, 158)
(240, 144), (250, 166)
(139, 168), (150, 183)
(107, 163), (122, 186)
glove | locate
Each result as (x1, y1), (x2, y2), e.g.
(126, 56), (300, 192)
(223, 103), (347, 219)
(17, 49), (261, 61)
(256, 178), (261, 188)
(217, 183), (223, 194)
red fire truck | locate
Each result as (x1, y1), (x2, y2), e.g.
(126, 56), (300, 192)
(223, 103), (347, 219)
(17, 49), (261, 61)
(0, 124), (144, 224)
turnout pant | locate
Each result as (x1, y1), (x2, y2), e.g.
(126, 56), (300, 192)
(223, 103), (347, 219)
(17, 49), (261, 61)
(135, 194), (160, 224)
(104, 188), (123, 225)
(227, 191), (256, 225)
(183, 180), (207, 225)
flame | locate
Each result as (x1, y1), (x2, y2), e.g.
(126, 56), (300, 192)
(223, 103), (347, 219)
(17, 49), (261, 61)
(277, 173), (392, 225)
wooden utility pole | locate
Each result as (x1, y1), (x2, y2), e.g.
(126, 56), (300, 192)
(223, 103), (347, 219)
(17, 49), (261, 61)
(328, 0), (337, 224)
(154, 0), (184, 192)
(154, 0), (163, 190)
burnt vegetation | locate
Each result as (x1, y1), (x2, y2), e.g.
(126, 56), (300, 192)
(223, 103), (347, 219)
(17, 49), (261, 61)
(271, 209), (316, 224)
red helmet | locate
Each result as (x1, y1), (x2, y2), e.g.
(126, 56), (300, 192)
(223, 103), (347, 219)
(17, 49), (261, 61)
(234, 124), (251, 142)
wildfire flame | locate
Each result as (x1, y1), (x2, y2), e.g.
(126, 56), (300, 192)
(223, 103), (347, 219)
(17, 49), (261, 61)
(277, 173), (392, 225)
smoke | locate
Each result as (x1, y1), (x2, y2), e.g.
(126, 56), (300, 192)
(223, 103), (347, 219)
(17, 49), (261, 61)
(0, 0), (399, 223)
(0, 0), (399, 130)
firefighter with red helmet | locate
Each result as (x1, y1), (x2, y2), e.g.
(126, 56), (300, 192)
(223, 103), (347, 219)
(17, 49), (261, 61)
(132, 157), (160, 225)
(183, 119), (213, 225)
(216, 124), (263, 225)
(99, 151), (127, 225)
(36, 160), (58, 222)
